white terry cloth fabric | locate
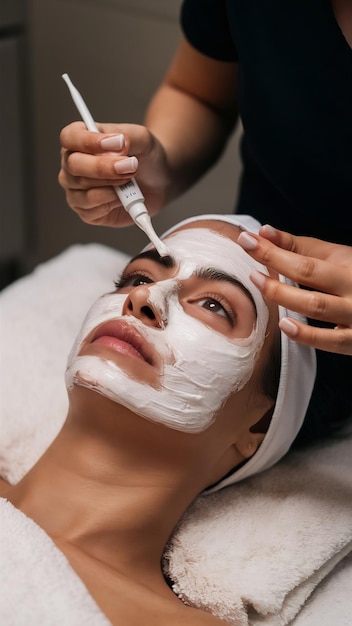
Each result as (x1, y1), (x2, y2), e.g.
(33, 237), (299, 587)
(1, 242), (352, 625)
(0, 244), (130, 484)
(0, 498), (110, 626)
(291, 552), (352, 626)
(163, 430), (352, 625)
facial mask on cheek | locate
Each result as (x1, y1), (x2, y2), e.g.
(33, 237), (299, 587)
(65, 229), (270, 434)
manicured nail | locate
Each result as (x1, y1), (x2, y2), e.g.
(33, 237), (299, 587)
(261, 224), (277, 237)
(237, 231), (258, 250)
(113, 156), (138, 174)
(250, 270), (266, 289)
(279, 317), (298, 337)
(101, 134), (125, 150)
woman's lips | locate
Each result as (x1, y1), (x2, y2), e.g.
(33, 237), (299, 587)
(91, 321), (155, 365)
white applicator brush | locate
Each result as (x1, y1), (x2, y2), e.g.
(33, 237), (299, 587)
(62, 73), (169, 257)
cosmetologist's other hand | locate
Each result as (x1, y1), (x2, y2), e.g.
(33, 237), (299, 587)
(237, 225), (352, 355)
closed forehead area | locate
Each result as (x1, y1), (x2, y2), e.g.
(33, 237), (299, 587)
(163, 220), (255, 273)
(167, 218), (279, 300)
(170, 219), (279, 280)
(131, 220), (251, 275)
(162, 220), (265, 304)
(171, 219), (243, 242)
(131, 220), (256, 285)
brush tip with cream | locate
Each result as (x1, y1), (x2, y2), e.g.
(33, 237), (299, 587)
(134, 213), (170, 258)
(118, 194), (170, 257)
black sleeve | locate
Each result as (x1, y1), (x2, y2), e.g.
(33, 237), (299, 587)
(180, 0), (238, 62)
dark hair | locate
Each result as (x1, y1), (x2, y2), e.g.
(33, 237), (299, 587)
(257, 322), (352, 447)
(292, 347), (352, 449)
(250, 328), (281, 435)
(260, 329), (281, 403)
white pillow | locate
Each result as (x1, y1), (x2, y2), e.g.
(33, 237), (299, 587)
(0, 243), (130, 484)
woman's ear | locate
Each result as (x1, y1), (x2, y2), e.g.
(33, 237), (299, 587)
(204, 404), (271, 489)
(236, 403), (275, 459)
(235, 404), (274, 459)
(235, 430), (266, 460)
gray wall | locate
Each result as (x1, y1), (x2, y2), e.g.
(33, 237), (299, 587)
(0, 0), (26, 279)
(27, 0), (242, 265)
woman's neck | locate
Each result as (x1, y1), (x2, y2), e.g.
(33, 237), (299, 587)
(4, 388), (209, 579)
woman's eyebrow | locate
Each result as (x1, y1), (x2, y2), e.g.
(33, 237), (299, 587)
(195, 267), (256, 313)
(127, 249), (176, 269)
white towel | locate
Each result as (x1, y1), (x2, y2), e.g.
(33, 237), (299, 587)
(1, 243), (351, 625)
(292, 551), (352, 626)
(0, 244), (130, 484)
(0, 498), (110, 625)
(163, 432), (352, 625)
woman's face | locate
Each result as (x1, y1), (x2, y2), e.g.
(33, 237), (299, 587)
(65, 221), (277, 434)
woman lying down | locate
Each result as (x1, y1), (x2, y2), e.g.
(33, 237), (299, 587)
(0, 215), (316, 625)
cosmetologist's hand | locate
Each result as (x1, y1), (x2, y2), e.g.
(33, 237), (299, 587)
(237, 225), (352, 355)
(58, 121), (171, 227)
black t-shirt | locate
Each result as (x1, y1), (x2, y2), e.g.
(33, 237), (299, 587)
(181, 0), (352, 442)
(181, 0), (352, 244)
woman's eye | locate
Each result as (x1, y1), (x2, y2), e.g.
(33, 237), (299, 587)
(196, 298), (231, 320)
(114, 273), (153, 290)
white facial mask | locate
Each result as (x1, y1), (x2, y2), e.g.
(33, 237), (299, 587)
(65, 229), (270, 433)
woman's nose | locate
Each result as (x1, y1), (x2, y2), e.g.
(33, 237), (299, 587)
(122, 284), (166, 328)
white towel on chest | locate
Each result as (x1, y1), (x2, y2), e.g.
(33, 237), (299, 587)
(0, 498), (110, 626)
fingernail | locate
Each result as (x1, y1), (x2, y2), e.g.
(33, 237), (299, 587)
(113, 156), (138, 174)
(261, 224), (277, 237)
(279, 317), (298, 337)
(238, 231), (258, 250)
(101, 134), (125, 150)
(250, 270), (266, 289)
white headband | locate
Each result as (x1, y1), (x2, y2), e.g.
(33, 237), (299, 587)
(161, 214), (317, 491)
